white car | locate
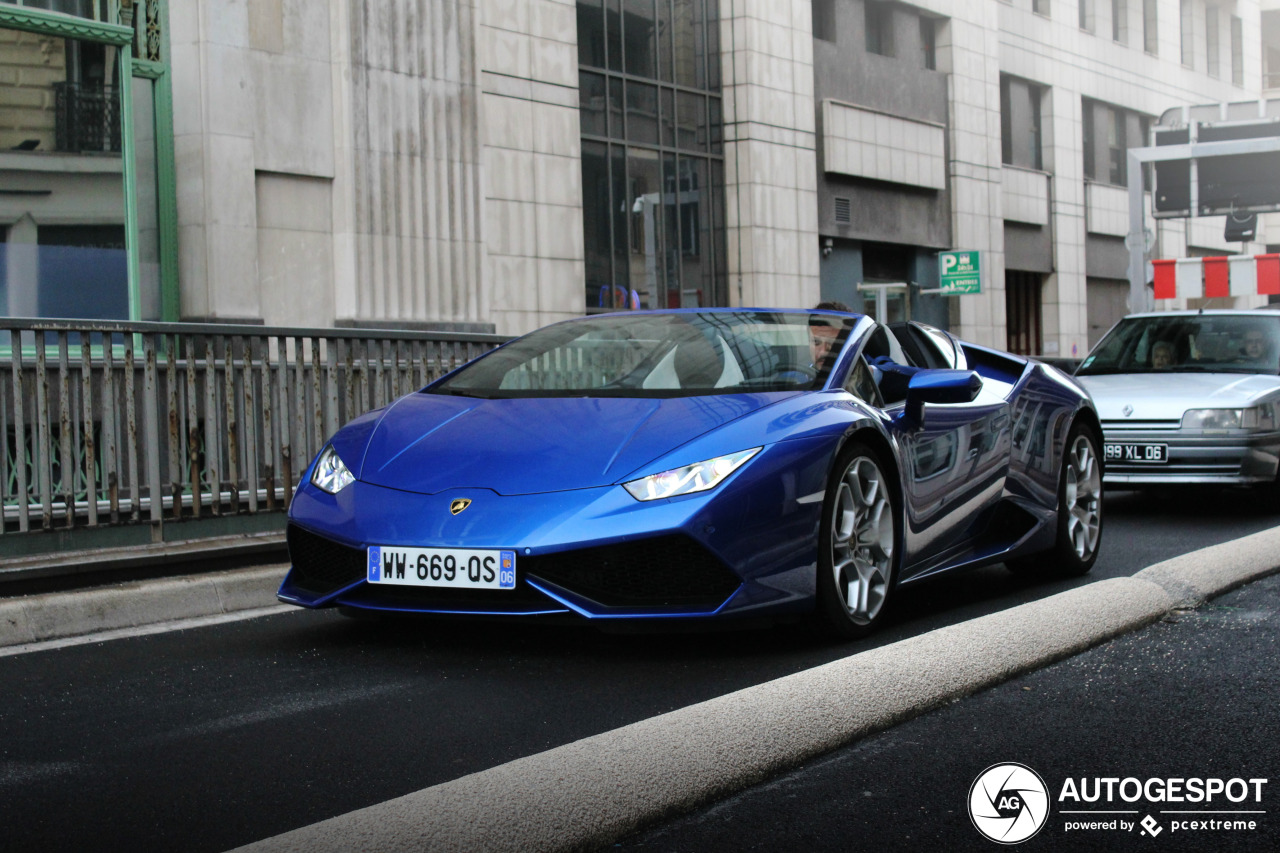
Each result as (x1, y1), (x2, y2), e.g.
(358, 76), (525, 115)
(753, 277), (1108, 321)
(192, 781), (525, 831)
(1074, 309), (1280, 497)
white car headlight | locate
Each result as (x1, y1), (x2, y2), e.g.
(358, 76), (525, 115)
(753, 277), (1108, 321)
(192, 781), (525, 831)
(624, 448), (762, 501)
(1181, 409), (1242, 430)
(311, 445), (356, 494)
(1181, 405), (1276, 431)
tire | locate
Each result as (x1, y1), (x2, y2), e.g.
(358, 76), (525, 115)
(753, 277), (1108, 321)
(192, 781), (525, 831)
(1008, 421), (1103, 577)
(816, 442), (900, 638)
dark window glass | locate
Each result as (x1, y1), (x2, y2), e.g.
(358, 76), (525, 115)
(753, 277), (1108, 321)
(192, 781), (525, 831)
(660, 87), (675, 148)
(814, 0), (837, 43)
(579, 0), (724, 311)
(606, 0), (624, 72)
(705, 0), (721, 90)
(920, 17), (936, 70)
(673, 0), (702, 87)
(626, 81), (659, 145)
(677, 90), (705, 152)
(1033, 0), (1051, 16)
(710, 159), (727, 305)
(580, 71), (607, 136)
(656, 0), (673, 82)
(578, 0), (606, 68)
(1082, 100), (1096, 180)
(1001, 75), (1043, 170)
(1108, 106), (1127, 185)
(708, 96), (723, 154)
(609, 76), (625, 138)
(582, 140), (613, 304)
(866, 1), (894, 56)
(628, 148), (663, 307)
(623, 0), (656, 78)
(662, 151), (682, 307)
(611, 143), (631, 293)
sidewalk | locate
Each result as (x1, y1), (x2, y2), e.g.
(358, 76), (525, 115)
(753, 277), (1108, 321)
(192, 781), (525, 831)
(618, 571), (1280, 851)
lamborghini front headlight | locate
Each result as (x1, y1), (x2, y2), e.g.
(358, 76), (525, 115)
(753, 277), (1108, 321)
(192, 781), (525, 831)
(310, 445), (356, 494)
(623, 448), (761, 501)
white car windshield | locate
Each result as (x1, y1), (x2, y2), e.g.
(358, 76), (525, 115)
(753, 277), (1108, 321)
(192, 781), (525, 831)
(1077, 314), (1280, 376)
(431, 311), (856, 398)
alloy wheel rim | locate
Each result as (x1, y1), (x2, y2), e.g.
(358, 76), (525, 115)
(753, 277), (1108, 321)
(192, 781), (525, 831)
(830, 456), (894, 625)
(1064, 435), (1102, 560)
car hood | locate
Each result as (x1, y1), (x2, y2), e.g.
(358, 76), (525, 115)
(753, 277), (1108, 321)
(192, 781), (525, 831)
(1077, 372), (1280, 421)
(353, 392), (780, 496)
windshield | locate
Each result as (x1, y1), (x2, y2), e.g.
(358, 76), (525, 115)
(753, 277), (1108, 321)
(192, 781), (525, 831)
(1077, 314), (1280, 376)
(431, 311), (857, 398)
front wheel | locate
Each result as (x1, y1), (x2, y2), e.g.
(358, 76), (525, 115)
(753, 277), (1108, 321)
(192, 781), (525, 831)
(1008, 422), (1103, 577)
(816, 443), (899, 638)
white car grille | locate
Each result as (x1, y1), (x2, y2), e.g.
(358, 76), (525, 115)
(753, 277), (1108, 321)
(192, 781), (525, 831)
(1100, 419), (1181, 432)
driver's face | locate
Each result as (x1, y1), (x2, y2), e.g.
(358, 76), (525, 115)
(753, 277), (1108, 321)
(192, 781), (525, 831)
(810, 326), (839, 364)
(1244, 332), (1266, 358)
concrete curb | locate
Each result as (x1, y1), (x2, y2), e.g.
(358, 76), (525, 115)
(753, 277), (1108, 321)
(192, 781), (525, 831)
(0, 564), (287, 647)
(232, 527), (1280, 853)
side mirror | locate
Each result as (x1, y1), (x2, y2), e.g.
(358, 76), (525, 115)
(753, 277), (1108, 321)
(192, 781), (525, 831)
(903, 370), (983, 425)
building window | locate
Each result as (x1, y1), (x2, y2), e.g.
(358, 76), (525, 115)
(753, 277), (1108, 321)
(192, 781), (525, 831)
(1206, 4), (1220, 77)
(1006, 271), (1043, 356)
(813, 0), (836, 43)
(866, 1), (894, 57)
(1001, 75), (1044, 171)
(1231, 14), (1243, 86)
(578, 0), (727, 312)
(1033, 0), (1051, 17)
(920, 16), (937, 70)
(1112, 0), (1127, 44)
(1083, 98), (1149, 187)
(1080, 0), (1093, 32)
(0, 1), (176, 323)
(1143, 0), (1158, 54)
(1107, 106), (1127, 185)
(1180, 0), (1194, 67)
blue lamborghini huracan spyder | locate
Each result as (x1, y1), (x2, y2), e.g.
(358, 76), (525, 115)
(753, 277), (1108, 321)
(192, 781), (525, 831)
(280, 308), (1102, 637)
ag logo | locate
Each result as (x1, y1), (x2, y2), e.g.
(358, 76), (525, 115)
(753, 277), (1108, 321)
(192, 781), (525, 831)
(449, 498), (472, 515)
(969, 763), (1050, 844)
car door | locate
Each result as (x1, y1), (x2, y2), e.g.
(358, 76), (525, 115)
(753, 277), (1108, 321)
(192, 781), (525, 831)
(862, 326), (1011, 577)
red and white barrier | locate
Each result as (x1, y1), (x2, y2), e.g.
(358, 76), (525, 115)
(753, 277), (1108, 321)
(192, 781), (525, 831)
(1151, 254), (1280, 300)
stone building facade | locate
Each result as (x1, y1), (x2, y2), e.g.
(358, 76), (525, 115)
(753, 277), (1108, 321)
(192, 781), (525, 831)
(0, 0), (1270, 351)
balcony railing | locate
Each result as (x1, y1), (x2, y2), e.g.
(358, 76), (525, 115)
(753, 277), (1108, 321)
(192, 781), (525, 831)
(53, 82), (121, 154)
(0, 319), (507, 537)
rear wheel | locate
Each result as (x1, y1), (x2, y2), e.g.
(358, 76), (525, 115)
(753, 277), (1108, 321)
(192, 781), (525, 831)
(816, 443), (899, 638)
(1007, 422), (1103, 577)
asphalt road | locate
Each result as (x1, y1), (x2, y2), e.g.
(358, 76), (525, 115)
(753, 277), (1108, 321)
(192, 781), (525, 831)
(618, 573), (1280, 852)
(0, 488), (1276, 853)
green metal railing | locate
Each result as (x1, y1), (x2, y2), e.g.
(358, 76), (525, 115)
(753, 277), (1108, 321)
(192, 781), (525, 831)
(0, 319), (506, 537)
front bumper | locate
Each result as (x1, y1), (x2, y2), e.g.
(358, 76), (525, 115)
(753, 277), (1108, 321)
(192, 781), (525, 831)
(279, 437), (832, 620)
(1100, 425), (1280, 486)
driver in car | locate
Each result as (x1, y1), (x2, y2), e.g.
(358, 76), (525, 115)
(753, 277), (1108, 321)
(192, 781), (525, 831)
(1237, 326), (1275, 365)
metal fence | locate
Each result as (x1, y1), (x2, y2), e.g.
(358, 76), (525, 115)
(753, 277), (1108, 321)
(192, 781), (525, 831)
(0, 319), (507, 537)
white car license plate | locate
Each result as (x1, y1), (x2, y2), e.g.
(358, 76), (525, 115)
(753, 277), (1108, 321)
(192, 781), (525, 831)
(367, 545), (516, 589)
(1104, 442), (1168, 464)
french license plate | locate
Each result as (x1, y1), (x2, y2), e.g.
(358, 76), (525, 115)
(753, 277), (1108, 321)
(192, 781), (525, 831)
(1104, 443), (1168, 464)
(367, 545), (516, 589)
